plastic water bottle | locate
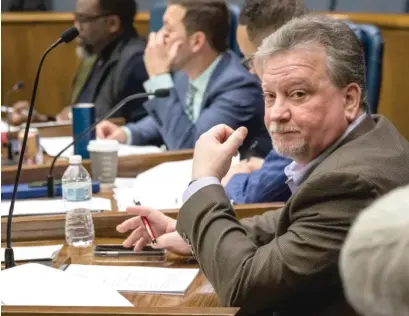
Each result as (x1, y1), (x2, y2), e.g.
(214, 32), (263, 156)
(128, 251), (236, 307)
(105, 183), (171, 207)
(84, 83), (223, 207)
(62, 155), (95, 247)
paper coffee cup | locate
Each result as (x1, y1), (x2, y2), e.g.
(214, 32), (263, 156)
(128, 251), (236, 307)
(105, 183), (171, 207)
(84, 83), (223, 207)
(87, 139), (119, 187)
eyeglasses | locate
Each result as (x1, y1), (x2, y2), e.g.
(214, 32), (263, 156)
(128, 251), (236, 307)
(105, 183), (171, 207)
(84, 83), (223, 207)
(73, 12), (112, 24)
(241, 55), (255, 71)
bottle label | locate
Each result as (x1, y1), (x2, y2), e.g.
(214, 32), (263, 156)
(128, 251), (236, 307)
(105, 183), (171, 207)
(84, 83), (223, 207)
(63, 184), (91, 202)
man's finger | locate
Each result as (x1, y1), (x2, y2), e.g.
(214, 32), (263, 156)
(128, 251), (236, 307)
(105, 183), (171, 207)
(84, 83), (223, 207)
(205, 124), (235, 143)
(152, 231), (182, 249)
(147, 32), (156, 49)
(117, 216), (142, 233)
(126, 205), (155, 217)
(122, 225), (145, 248)
(168, 41), (182, 61)
(223, 127), (248, 156)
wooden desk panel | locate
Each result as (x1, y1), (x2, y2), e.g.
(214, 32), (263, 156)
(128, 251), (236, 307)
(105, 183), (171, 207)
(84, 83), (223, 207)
(1, 238), (239, 315)
(1, 199), (284, 242)
(1, 149), (194, 185)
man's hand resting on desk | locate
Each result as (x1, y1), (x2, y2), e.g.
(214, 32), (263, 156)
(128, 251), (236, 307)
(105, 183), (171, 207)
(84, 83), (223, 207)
(221, 157), (264, 186)
(10, 101), (49, 126)
(96, 120), (127, 143)
(117, 206), (191, 256)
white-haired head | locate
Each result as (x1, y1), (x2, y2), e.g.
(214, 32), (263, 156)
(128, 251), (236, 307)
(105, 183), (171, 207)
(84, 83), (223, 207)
(339, 185), (409, 316)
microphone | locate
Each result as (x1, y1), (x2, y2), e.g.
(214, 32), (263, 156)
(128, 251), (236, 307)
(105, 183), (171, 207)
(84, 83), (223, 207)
(5, 27), (79, 270)
(3, 81), (25, 164)
(46, 88), (170, 198)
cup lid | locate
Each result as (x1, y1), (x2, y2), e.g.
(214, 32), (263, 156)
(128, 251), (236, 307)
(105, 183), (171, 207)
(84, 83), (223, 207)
(87, 139), (119, 152)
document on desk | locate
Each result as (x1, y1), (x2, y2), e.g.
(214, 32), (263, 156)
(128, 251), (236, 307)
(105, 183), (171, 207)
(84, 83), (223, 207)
(0, 263), (133, 307)
(0, 245), (63, 262)
(0, 197), (111, 217)
(40, 136), (163, 158)
(64, 264), (200, 295)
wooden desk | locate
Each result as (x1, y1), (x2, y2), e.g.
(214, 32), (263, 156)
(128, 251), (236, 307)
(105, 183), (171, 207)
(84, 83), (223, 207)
(1, 192), (284, 242)
(1, 238), (239, 316)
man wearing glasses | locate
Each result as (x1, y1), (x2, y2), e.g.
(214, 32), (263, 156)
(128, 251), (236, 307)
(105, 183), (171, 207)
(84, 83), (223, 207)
(10, 0), (148, 125)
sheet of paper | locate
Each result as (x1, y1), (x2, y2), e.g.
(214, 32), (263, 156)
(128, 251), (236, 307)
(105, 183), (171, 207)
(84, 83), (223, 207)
(0, 197), (111, 217)
(0, 263), (133, 307)
(1, 245), (63, 262)
(64, 264), (199, 295)
(127, 157), (239, 209)
(114, 178), (136, 189)
(40, 137), (163, 158)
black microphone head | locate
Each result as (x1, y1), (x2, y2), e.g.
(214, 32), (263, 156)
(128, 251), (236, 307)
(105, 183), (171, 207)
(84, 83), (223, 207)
(60, 27), (79, 43)
(153, 89), (171, 98)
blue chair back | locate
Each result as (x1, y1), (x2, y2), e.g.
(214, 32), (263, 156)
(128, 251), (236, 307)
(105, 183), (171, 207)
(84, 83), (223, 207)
(149, 2), (242, 57)
(345, 22), (384, 114)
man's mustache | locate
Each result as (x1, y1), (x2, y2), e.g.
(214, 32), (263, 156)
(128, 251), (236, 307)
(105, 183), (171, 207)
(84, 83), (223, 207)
(269, 123), (300, 134)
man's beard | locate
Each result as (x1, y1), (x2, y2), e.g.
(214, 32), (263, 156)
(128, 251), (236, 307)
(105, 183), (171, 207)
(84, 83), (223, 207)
(75, 42), (94, 59)
(269, 122), (308, 159)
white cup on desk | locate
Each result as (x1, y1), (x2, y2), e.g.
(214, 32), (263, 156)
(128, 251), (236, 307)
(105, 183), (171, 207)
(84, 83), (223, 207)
(87, 139), (119, 188)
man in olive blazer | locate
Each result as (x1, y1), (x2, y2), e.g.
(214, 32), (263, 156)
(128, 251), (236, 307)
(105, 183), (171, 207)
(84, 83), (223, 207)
(116, 15), (409, 316)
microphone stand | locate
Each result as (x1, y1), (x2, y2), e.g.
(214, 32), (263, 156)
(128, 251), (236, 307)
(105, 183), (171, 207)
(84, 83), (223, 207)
(47, 89), (170, 198)
(5, 27), (79, 269)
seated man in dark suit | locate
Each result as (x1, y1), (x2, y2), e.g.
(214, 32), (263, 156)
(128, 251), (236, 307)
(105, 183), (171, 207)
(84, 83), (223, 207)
(10, 0), (148, 124)
(116, 15), (409, 316)
(223, 0), (306, 203)
(97, 0), (271, 158)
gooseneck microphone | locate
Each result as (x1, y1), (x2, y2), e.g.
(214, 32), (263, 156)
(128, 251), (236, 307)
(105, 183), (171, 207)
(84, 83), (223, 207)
(46, 88), (171, 198)
(5, 27), (79, 270)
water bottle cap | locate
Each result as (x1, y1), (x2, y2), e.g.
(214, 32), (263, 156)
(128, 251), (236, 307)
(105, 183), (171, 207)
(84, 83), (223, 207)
(69, 155), (82, 164)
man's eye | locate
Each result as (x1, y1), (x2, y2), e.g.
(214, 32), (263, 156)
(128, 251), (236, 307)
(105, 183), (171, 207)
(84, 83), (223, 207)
(291, 91), (306, 99)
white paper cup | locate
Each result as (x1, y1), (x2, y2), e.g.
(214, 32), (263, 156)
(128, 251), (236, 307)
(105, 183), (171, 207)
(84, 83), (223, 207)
(87, 139), (119, 187)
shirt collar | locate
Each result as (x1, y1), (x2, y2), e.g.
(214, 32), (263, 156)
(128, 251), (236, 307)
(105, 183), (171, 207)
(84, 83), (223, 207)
(284, 113), (368, 189)
(189, 54), (222, 94)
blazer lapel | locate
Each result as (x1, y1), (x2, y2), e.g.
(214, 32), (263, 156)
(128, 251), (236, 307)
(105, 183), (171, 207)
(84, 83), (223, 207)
(173, 73), (189, 109)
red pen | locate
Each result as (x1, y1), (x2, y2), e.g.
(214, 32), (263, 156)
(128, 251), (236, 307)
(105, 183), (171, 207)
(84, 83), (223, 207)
(141, 216), (157, 245)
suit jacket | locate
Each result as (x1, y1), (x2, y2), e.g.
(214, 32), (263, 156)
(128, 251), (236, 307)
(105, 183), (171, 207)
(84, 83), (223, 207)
(126, 50), (272, 158)
(176, 115), (409, 316)
(73, 29), (148, 123)
(225, 149), (292, 204)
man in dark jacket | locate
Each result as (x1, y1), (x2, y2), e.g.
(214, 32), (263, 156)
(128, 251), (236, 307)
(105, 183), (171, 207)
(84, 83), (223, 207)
(10, 0), (148, 124)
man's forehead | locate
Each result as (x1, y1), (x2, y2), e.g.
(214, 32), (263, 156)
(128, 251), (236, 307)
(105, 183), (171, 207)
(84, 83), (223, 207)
(261, 48), (326, 83)
(164, 5), (186, 25)
(76, 0), (99, 13)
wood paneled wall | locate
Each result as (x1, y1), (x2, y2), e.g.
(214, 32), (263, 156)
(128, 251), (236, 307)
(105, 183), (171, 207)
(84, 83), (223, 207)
(1, 12), (149, 116)
(2, 12), (409, 140)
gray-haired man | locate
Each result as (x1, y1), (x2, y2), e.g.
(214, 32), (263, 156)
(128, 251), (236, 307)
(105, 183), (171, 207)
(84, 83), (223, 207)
(115, 15), (409, 316)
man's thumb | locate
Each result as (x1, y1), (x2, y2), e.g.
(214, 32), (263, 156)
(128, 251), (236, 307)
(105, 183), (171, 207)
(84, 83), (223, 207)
(224, 127), (248, 154)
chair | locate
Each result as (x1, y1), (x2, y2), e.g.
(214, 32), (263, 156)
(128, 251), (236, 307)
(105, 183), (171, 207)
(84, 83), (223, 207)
(335, 0), (409, 13)
(149, 2), (243, 57)
(345, 22), (384, 114)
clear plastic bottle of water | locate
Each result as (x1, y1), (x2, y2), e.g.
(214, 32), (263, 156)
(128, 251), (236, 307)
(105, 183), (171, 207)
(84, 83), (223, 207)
(62, 155), (95, 247)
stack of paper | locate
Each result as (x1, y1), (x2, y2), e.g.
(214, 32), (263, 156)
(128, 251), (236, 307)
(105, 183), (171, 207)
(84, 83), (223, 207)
(64, 264), (199, 295)
(40, 137), (163, 158)
(0, 197), (111, 217)
(0, 263), (133, 307)
(1, 245), (63, 263)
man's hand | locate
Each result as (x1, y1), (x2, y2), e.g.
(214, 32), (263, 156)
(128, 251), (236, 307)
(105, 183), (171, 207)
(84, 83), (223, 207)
(143, 31), (182, 78)
(10, 101), (48, 126)
(117, 206), (191, 256)
(96, 120), (127, 143)
(221, 157), (265, 186)
(192, 124), (248, 181)
(56, 106), (72, 122)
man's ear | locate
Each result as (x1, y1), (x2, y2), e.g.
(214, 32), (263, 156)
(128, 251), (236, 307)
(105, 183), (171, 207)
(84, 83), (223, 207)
(107, 15), (121, 34)
(343, 82), (362, 122)
(190, 31), (206, 53)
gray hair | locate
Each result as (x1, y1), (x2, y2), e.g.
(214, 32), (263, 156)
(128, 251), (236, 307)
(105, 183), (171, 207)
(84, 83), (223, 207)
(339, 185), (409, 316)
(254, 14), (367, 109)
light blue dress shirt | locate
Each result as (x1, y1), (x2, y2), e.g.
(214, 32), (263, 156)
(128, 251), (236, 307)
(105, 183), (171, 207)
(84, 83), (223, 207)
(123, 55), (222, 144)
(183, 113), (368, 203)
